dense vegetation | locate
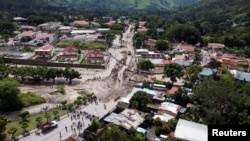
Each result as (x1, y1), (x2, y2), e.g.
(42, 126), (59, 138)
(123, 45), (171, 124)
(0, 0), (200, 11)
(18, 92), (46, 107)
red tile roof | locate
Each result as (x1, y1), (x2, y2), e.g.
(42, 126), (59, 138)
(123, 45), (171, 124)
(73, 20), (89, 26)
(208, 43), (225, 48)
(164, 60), (172, 65)
(34, 45), (54, 52)
(146, 39), (156, 47)
(168, 86), (180, 94)
(64, 47), (78, 52)
(157, 110), (177, 118)
(36, 33), (54, 39)
(20, 31), (37, 37)
(88, 49), (102, 54)
(178, 43), (195, 52)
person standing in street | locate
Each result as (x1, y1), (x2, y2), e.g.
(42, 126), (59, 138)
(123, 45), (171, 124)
(65, 126), (68, 132)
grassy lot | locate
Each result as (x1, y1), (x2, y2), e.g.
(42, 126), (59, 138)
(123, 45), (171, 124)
(4, 108), (67, 140)
(18, 92), (46, 107)
(55, 41), (108, 50)
(81, 60), (104, 66)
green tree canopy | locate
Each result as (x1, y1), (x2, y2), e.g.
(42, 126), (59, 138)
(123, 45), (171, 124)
(0, 116), (7, 141)
(163, 63), (184, 84)
(192, 79), (250, 124)
(184, 65), (202, 82)
(0, 22), (15, 34)
(101, 124), (127, 141)
(207, 58), (221, 68)
(0, 78), (22, 112)
(155, 40), (169, 51)
(166, 24), (201, 45)
(137, 58), (154, 71)
(129, 91), (150, 111)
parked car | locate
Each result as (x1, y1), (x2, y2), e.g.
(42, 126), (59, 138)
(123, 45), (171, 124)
(40, 120), (58, 133)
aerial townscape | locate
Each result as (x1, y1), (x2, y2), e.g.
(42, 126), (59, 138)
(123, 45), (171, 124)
(0, 0), (249, 141)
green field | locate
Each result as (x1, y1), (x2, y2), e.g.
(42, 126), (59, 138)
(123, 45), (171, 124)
(55, 41), (108, 50)
(18, 92), (46, 107)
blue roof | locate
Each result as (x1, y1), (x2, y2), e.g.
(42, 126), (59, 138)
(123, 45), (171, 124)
(237, 72), (250, 81)
(199, 68), (217, 76)
(174, 60), (192, 67)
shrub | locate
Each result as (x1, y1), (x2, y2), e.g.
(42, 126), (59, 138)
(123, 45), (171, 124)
(18, 92), (46, 107)
(155, 126), (165, 136)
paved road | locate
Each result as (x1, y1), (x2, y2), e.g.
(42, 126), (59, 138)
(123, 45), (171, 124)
(201, 50), (211, 67)
(19, 100), (117, 141)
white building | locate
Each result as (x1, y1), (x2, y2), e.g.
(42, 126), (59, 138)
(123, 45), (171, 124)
(175, 119), (208, 141)
(103, 108), (146, 130)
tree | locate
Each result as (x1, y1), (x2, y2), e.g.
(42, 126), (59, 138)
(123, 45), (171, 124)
(35, 116), (42, 128)
(167, 119), (178, 130)
(8, 128), (17, 140)
(192, 79), (250, 124)
(153, 117), (163, 126)
(155, 40), (169, 51)
(163, 63), (184, 84)
(101, 124), (127, 141)
(18, 111), (30, 121)
(129, 91), (150, 111)
(137, 58), (154, 71)
(63, 67), (81, 85)
(45, 68), (57, 84)
(166, 24), (201, 44)
(207, 58), (221, 68)
(56, 84), (65, 94)
(44, 113), (51, 123)
(0, 22), (15, 34)
(89, 119), (102, 133)
(184, 65), (202, 82)
(0, 78), (22, 112)
(21, 122), (29, 133)
(60, 100), (67, 109)
(0, 116), (7, 141)
(52, 110), (59, 119)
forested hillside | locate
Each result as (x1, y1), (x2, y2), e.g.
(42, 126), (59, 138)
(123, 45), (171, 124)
(173, 0), (250, 53)
(0, 0), (200, 11)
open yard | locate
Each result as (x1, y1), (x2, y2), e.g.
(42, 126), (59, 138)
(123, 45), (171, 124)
(55, 41), (108, 50)
(81, 60), (104, 66)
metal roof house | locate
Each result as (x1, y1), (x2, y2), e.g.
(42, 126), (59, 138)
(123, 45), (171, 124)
(198, 68), (217, 80)
(175, 119), (208, 141)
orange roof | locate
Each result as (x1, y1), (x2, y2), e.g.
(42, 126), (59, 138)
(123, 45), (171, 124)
(20, 31), (37, 37)
(64, 47), (78, 52)
(137, 28), (148, 33)
(178, 44), (195, 52)
(208, 43), (225, 48)
(164, 60), (172, 65)
(146, 39), (156, 47)
(73, 20), (89, 26)
(36, 33), (54, 39)
(105, 20), (116, 26)
(34, 45), (54, 52)
(168, 86), (180, 94)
